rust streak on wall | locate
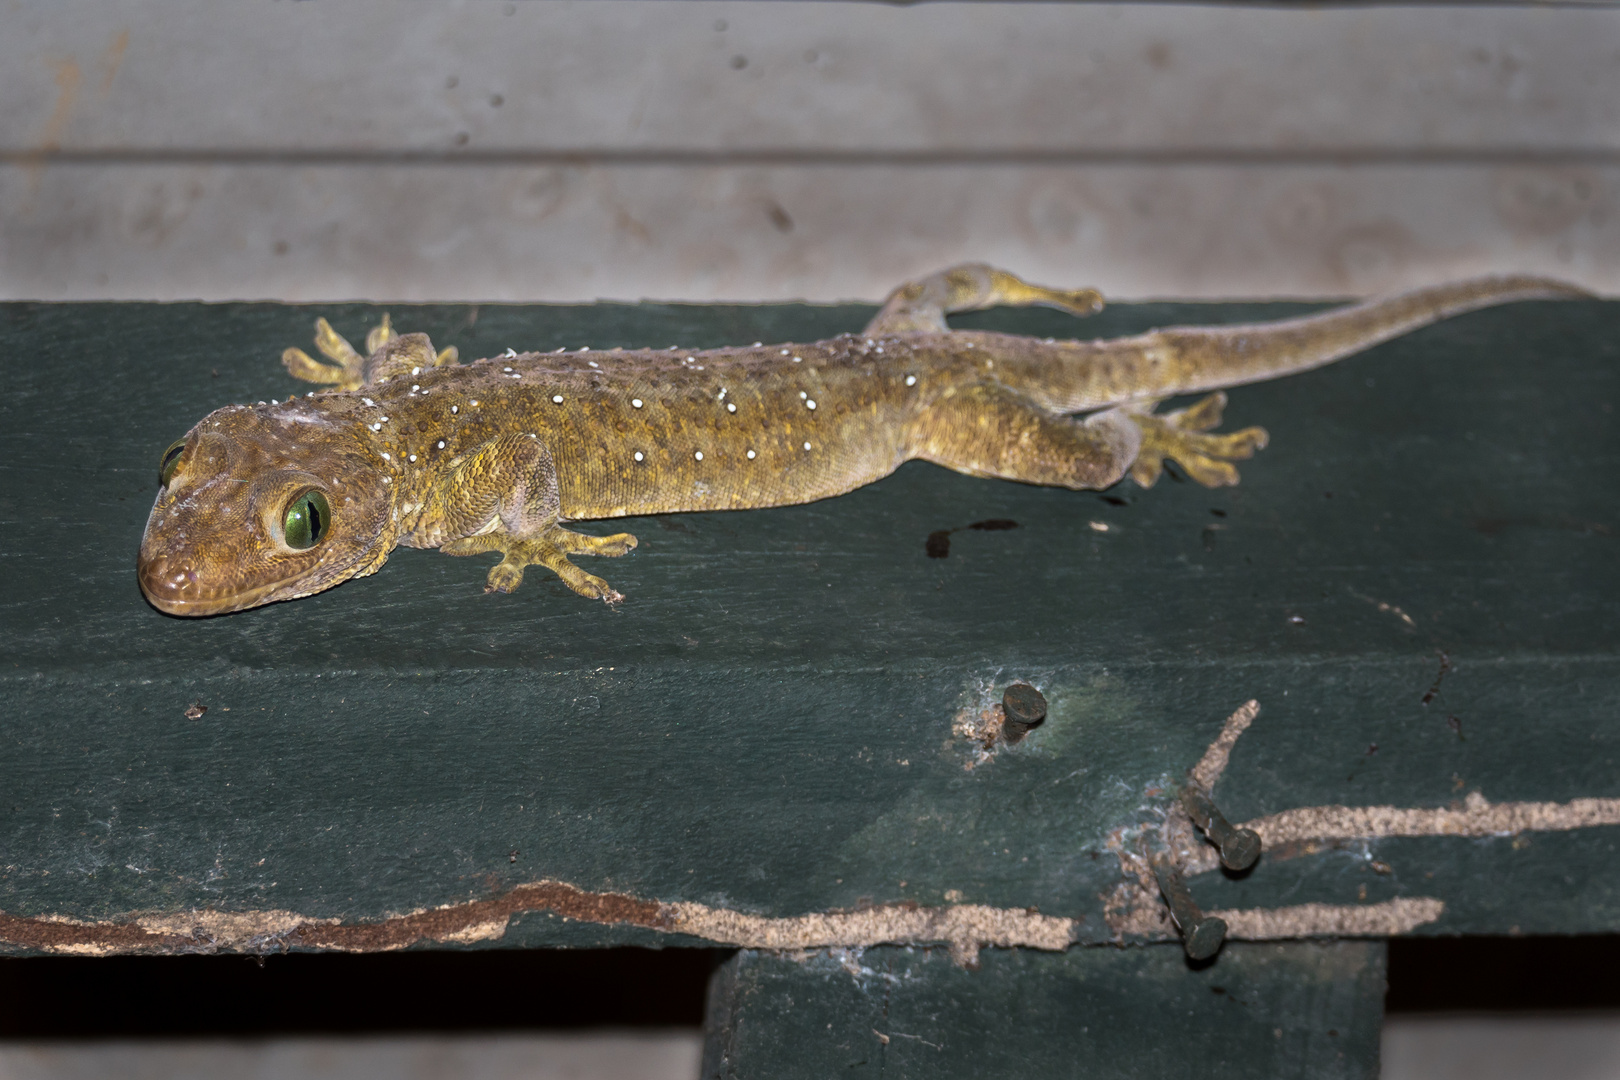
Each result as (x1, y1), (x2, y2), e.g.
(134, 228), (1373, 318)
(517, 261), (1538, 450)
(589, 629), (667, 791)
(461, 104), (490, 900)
(0, 910), (185, 954)
(286, 881), (669, 952)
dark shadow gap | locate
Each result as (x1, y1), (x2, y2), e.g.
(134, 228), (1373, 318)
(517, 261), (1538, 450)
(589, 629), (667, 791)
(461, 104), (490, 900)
(0, 947), (730, 1038)
(1387, 936), (1620, 1013)
(8, 936), (1620, 1039)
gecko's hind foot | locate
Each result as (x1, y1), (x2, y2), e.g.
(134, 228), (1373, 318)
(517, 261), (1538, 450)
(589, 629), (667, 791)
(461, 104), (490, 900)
(1129, 393), (1269, 489)
(866, 264), (1105, 335)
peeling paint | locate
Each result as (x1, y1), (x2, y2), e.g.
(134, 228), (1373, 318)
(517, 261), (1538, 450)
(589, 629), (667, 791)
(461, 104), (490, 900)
(1107, 698), (1620, 940)
(136, 908), (328, 945)
(1, 880), (1447, 964)
(665, 899), (1075, 967)
(1177, 713), (1620, 878)
(1213, 897), (1445, 939)
(949, 680), (1007, 770)
(1252, 791), (1620, 845)
(1189, 699), (1259, 792)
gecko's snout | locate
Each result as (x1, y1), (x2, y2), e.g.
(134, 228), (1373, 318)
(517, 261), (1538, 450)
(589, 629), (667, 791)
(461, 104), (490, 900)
(137, 550), (208, 615)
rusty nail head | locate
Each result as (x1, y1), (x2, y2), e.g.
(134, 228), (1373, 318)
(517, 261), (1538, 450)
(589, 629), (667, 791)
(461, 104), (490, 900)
(1181, 785), (1262, 872)
(1152, 858), (1227, 961)
(1215, 826), (1262, 872)
(1001, 684), (1047, 742)
(1182, 912), (1228, 962)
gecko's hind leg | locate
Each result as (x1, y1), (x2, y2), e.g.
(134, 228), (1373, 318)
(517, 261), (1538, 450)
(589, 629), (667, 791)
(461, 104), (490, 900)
(865, 264), (1104, 335)
(1125, 393), (1269, 489)
(914, 382), (1144, 489)
(916, 384), (1268, 494)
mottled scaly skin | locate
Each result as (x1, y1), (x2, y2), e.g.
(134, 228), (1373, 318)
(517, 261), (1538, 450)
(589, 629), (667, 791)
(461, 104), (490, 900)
(137, 264), (1589, 615)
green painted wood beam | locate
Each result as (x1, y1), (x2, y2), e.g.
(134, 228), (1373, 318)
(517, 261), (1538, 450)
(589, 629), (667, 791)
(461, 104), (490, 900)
(702, 942), (1386, 1080)
(0, 298), (1614, 954)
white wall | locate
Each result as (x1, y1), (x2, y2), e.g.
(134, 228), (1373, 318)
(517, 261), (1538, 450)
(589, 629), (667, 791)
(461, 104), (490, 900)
(3, 0), (1617, 302)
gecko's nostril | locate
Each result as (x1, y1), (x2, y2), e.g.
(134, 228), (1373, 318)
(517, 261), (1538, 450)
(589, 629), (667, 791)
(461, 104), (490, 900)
(139, 552), (192, 596)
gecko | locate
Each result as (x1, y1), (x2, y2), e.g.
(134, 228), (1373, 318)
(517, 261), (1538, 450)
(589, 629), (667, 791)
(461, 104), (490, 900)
(138, 264), (1587, 616)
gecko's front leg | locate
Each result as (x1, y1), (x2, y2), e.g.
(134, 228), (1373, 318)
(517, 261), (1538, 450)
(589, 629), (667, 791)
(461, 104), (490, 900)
(433, 435), (637, 602)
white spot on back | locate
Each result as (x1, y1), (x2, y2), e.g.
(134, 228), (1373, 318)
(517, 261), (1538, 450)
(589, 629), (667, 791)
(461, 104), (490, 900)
(632, 399), (643, 408)
(746, 449), (756, 460)
(694, 451), (703, 461)
(634, 451), (644, 462)
(552, 395), (564, 404)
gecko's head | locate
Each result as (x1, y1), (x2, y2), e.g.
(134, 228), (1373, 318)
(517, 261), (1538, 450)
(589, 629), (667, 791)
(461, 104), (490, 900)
(138, 402), (394, 616)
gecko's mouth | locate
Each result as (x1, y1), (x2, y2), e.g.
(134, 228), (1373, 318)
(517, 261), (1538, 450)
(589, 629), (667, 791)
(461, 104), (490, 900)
(137, 555), (310, 617)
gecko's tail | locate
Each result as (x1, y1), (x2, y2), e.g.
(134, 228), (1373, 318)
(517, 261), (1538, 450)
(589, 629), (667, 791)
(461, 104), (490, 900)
(1033, 275), (1592, 413)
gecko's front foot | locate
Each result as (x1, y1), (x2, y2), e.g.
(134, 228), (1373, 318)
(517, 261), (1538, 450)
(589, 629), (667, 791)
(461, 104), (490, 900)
(444, 527), (638, 603)
(282, 314), (459, 392)
(1128, 393), (1269, 488)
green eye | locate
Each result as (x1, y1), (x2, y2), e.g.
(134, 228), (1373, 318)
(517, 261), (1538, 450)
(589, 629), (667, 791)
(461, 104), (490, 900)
(159, 439), (187, 486)
(283, 489), (331, 550)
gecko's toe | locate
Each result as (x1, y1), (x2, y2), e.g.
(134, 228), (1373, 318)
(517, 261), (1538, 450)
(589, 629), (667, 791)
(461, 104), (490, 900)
(1163, 391), (1229, 433)
(1200, 425), (1269, 460)
(364, 313), (395, 355)
(1175, 454), (1243, 488)
(485, 560), (527, 594)
(562, 569), (617, 601)
(595, 534), (638, 557)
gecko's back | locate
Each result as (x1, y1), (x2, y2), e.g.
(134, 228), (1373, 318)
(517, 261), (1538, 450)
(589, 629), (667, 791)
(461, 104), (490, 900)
(466, 335), (927, 521)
